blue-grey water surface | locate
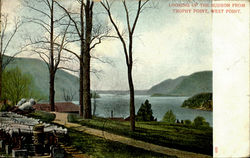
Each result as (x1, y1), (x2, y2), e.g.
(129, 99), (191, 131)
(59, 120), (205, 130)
(74, 94), (212, 126)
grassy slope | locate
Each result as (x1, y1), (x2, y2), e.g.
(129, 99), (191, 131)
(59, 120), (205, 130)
(4, 57), (79, 101)
(68, 115), (212, 155)
(60, 128), (175, 158)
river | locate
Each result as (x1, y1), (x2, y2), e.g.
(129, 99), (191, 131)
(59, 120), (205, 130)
(73, 94), (213, 126)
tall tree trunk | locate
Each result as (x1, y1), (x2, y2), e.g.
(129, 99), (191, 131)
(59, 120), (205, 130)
(83, 53), (91, 118)
(93, 92), (96, 116)
(128, 65), (135, 131)
(79, 0), (84, 117)
(0, 0), (2, 101)
(83, 0), (93, 119)
(0, 57), (2, 100)
(49, 71), (55, 111)
(79, 55), (83, 116)
(50, 0), (55, 111)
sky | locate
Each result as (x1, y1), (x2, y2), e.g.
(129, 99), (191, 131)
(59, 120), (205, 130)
(2, 0), (212, 91)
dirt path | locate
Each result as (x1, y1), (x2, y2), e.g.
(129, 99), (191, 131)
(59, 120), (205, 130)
(52, 112), (212, 158)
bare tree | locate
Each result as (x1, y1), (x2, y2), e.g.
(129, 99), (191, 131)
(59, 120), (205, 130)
(55, 0), (112, 118)
(101, 0), (150, 131)
(0, 0), (23, 101)
(62, 88), (76, 101)
(23, 0), (71, 111)
(92, 91), (98, 116)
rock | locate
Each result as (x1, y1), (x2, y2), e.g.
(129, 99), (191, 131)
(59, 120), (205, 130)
(17, 99), (27, 107)
(18, 99), (36, 111)
(29, 98), (36, 106)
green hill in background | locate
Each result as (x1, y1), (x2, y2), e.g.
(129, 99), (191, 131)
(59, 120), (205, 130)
(148, 71), (212, 96)
(4, 56), (79, 101)
(4, 56), (212, 101)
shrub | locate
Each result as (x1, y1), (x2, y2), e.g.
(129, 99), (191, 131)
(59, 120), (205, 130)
(193, 116), (209, 127)
(27, 110), (56, 123)
(136, 100), (155, 121)
(2, 67), (45, 105)
(0, 104), (10, 112)
(68, 113), (81, 123)
(162, 110), (176, 123)
(184, 119), (192, 125)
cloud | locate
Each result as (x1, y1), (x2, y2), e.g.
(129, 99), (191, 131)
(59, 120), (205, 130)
(13, 0), (213, 90)
(130, 13), (212, 89)
(88, 2), (213, 90)
(2, 0), (22, 19)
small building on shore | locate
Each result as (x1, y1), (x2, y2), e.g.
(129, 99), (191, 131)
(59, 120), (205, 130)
(33, 102), (79, 113)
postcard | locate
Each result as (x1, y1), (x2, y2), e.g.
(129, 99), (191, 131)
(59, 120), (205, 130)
(0, 0), (249, 157)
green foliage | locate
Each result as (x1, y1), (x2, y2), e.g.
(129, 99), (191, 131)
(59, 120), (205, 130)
(136, 100), (155, 121)
(184, 119), (192, 125)
(193, 116), (210, 127)
(182, 93), (213, 111)
(4, 56), (79, 101)
(67, 113), (82, 123)
(0, 103), (11, 112)
(27, 110), (56, 123)
(2, 67), (32, 105)
(2, 67), (45, 105)
(162, 110), (176, 123)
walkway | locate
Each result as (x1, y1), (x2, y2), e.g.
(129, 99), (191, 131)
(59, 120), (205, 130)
(52, 112), (212, 158)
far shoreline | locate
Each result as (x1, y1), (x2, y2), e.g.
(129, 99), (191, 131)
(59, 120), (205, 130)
(181, 106), (213, 112)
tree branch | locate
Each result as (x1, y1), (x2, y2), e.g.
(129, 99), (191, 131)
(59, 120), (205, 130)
(55, 1), (81, 38)
(101, 0), (129, 66)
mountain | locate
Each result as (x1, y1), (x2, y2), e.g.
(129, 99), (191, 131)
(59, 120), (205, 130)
(4, 56), (79, 101)
(4, 56), (212, 100)
(148, 71), (212, 96)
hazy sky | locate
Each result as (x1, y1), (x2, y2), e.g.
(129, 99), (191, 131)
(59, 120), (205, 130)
(2, 0), (212, 90)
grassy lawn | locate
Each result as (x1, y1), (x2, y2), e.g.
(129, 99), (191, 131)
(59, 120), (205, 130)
(26, 110), (56, 123)
(59, 128), (175, 158)
(68, 114), (212, 155)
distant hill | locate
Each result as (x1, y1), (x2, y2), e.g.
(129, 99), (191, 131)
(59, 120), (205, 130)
(4, 56), (212, 100)
(148, 71), (212, 96)
(4, 56), (79, 101)
(96, 90), (148, 95)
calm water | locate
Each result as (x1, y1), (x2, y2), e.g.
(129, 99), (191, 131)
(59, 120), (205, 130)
(74, 94), (213, 126)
